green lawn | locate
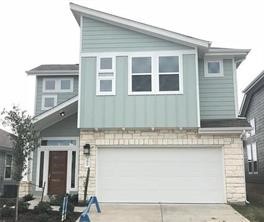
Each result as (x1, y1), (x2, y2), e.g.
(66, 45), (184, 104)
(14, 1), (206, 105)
(232, 200), (264, 222)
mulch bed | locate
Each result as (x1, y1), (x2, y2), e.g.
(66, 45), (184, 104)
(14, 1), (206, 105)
(0, 210), (80, 222)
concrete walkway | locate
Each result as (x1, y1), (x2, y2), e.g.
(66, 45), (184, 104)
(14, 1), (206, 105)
(84, 204), (249, 222)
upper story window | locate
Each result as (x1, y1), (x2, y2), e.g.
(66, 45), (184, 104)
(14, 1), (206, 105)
(96, 57), (115, 95)
(43, 78), (73, 93)
(41, 95), (57, 110)
(247, 143), (258, 174)
(250, 118), (255, 136)
(204, 59), (223, 77)
(4, 154), (12, 179)
(129, 53), (182, 95)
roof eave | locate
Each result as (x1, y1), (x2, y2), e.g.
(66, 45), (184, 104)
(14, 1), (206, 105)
(69, 3), (211, 49)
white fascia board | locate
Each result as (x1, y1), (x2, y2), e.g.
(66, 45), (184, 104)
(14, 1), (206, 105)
(70, 3), (211, 48)
(33, 96), (78, 123)
(26, 70), (79, 76)
(198, 127), (252, 135)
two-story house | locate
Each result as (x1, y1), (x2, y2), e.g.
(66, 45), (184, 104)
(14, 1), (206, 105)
(25, 3), (251, 204)
(240, 71), (264, 197)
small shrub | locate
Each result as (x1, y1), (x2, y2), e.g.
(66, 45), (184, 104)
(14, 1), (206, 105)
(22, 194), (34, 202)
(18, 201), (29, 213)
(33, 201), (52, 214)
(59, 201), (75, 216)
(38, 213), (50, 222)
(68, 194), (78, 205)
(49, 194), (64, 206)
(0, 206), (15, 218)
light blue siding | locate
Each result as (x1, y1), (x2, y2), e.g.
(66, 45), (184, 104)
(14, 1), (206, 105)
(79, 55), (198, 128)
(81, 17), (193, 52)
(40, 114), (79, 137)
(35, 76), (78, 115)
(199, 59), (236, 119)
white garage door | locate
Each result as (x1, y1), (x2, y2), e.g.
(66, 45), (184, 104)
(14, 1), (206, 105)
(97, 147), (225, 203)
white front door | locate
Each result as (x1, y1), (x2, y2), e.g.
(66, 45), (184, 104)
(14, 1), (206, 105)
(97, 147), (225, 203)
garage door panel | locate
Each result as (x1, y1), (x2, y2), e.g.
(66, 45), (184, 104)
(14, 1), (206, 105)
(97, 147), (225, 203)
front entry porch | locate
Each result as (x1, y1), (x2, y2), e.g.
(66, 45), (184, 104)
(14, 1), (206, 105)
(34, 137), (79, 196)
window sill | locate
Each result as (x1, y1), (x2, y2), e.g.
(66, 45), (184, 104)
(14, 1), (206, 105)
(128, 91), (183, 96)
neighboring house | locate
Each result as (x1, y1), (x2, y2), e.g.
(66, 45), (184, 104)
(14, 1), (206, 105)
(239, 71), (264, 195)
(24, 3), (251, 204)
(0, 129), (17, 197)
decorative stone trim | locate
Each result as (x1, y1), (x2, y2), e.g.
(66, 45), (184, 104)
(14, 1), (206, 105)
(78, 129), (246, 204)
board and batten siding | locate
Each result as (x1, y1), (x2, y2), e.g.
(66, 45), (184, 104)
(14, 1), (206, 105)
(79, 54), (198, 128)
(35, 76), (79, 115)
(81, 17), (192, 52)
(199, 59), (236, 119)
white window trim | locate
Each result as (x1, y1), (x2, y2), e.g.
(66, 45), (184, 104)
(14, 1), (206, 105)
(128, 52), (183, 95)
(41, 95), (57, 110)
(43, 78), (74, 93)
(247, 142), (258, 175)
(204, 59), (224, 77)
(96, 56), (116, 96)
(35, 137), (79, 193)
(4, 154), (12, 180)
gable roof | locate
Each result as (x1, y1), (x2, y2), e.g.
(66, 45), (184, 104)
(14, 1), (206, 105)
(33, 96), (78, 130)
(26, 64), (79, 75)
(239, 70), (264, 117)
(70, 3), (211, 49)
(0, 129), (13, 151)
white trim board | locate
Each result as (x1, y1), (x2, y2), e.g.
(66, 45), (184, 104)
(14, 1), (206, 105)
(34, 96), (78, 123)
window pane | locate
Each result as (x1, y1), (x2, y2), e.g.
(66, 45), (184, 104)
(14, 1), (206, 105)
(253, 161), (258, 173)
(39, 151), (44, 188)
(71, 151), (76, 188)
(248, 162), (253, 173)
(41, 140), (76, 146)
(61, 80), (71, 90)
(247, 145), (252, 161)
(132, 57), (151, 73)
(100, 80), (112, 92)
(6, 155), (12, 166)
(45, 80), (56, 90)
(100, 58), (112, 70)
(159, 74), (179, 91)
(208, 61), (220, 73)
(132, 75), (151, 92)
(252, 143), (257, 161)
(44, 97), (55, 108)
(159, 56), (179, 72)
(5, 167), (11, 179)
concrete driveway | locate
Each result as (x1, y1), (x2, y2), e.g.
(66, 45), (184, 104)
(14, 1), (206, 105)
(88, 204), (249, 222)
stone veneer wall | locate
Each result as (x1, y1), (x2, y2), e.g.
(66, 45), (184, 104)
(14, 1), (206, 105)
(79, 129), (246, 204)
(19, 181), (32, 197)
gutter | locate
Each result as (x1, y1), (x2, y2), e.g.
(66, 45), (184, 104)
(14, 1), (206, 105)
(198, 127), (252, 135)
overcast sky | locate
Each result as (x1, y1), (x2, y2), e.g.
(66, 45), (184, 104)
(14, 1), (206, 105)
(0, 0), (263, 117)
